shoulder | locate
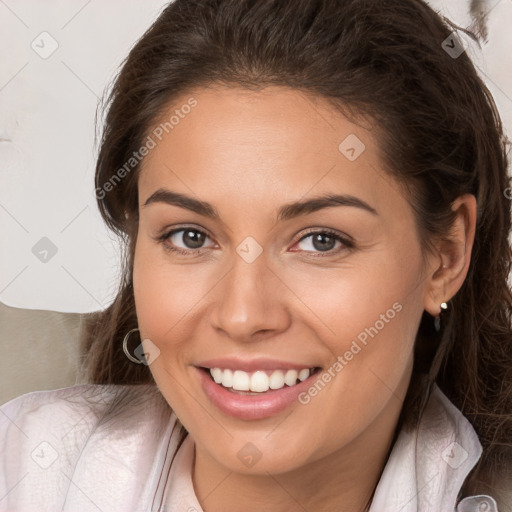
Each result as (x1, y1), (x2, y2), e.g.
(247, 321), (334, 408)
(0, 384), (183, 509)
(0, 383), (167, 436)
(1, 383), (117, 417)
(0, 382), (176, 443)
(0, 383), (168, 458)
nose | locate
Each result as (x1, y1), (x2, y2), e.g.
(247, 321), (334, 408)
(210, 251), (291, 343)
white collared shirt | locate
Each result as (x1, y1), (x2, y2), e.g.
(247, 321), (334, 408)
(0, 383), (499, 511)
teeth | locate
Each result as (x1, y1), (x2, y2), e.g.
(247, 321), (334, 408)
(269, 370), (285, 390)
(298, 368), (310, 381)
(208, 367), (314, 393)
(221, 369), (233, 388)
(232, 370), (250, 391)
(211, 367), (223, 384)
(284, 369), (298, 386)
(250, 371), (270, 392)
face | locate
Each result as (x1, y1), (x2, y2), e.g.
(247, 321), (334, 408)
(133, 85), (430, 477)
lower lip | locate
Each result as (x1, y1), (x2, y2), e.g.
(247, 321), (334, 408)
(196, 367), (320, 420)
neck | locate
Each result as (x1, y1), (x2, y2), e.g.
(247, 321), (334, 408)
(192, 400), (402, 512)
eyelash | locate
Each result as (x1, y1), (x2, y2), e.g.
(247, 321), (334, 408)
(157, 226), (354, 258)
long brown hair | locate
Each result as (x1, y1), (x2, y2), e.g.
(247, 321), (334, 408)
(82, 0), (512, 506)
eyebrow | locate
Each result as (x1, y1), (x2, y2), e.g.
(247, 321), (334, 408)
(142, 188), (378, 221)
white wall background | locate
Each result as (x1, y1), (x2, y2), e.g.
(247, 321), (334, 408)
(0, 0), (170, 313)
(1, 0), (511, 314)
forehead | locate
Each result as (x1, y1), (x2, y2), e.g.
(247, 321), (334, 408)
(138, 85), (399, 218)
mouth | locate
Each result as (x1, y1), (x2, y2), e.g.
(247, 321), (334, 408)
(199, 366), (322, 395)
(195, 358), (324, 420)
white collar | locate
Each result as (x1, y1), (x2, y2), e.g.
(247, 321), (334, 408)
(370, 383), (497, 511)
(162, 384), (498, 511)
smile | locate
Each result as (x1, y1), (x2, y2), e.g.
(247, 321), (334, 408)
(196, 364), (322, 420)
(209, 367), (315, 393)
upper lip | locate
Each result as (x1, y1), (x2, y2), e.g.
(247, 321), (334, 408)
(197, 357), (320, 372)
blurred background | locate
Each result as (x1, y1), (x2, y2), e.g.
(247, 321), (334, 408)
(1, 0), (511, 403)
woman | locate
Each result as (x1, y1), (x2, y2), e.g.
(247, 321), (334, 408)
(1, 0), (511, 510)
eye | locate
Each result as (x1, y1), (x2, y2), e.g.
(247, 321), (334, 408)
(157, 226), (354, 258)
(158, 227), (216, 256)
(291, 229), (353, 256)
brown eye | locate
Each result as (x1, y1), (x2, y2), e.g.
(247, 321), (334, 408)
(169, 229), (207, 249)
(159, 227), (216, 256)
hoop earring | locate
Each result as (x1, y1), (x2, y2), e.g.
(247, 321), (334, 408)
(123, 328), (144, 364)
(434, 302), (448, 332)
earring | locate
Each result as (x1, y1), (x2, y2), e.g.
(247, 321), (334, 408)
(122, 328), (144, 364)
(434, 302), (448, 332)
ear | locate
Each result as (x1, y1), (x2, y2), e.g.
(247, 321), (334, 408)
(423, 194), (477, 317)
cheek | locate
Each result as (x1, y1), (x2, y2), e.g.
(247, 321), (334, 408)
(132, 239), (201, 414)
(287, 266), (422, 452)
(282, 248), (424, 411)
(281, 246), (423, 350)
(132, 236), (215, 363)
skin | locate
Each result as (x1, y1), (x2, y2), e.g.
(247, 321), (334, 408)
(132, 85), (476, 512)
